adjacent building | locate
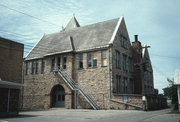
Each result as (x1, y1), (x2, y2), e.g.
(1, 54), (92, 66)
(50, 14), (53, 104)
(0, 37), (24, 117)
(174, 69), (180, 111)
(23, 16), (156, 110)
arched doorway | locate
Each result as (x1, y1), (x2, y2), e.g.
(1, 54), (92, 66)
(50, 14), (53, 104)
(51, 85), (65, 107)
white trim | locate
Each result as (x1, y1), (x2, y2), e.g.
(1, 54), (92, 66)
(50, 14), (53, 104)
(109, 16), (123, 44)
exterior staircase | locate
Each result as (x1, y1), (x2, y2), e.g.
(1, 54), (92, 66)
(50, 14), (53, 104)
(54, 67), (100, 110)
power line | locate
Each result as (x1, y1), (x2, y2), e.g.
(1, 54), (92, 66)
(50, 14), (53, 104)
(150, 53), (180, 59)
(0, 31), (40, 41)
(0, 3), (60, 27)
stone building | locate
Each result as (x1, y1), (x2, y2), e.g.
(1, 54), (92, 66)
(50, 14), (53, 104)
(131, 35), (154, 95)
(23, 16), (155, 110)
(174, 69), (180, 112)
(0, 37), (24, 117)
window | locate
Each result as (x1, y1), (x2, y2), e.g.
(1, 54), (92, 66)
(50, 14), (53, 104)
(93, 52), (97, 67)
(51, 57), (55, 71)
(123, 54), (127, 71)
(41, 59), (45, 74)
(144, 85), (147, 94)
(116, 75), (121, 94)
(62, 56), (67, 69)
(120, 35), (128, 49)
(123, 77), (128, 94)
(113, 79), (117, 93)
(35, 61), (38, 74)
(87, 52), (97, 68)
(101, 50), (107, 66)
(57, 56), (61, 69)
(129, 57), (133, 72)
(115, 50), (121, 68)
(130, 79), (134, 94)
(25, 62), (29, 75)
(31, 60), (38, 74)
(78, 53), (83, 69)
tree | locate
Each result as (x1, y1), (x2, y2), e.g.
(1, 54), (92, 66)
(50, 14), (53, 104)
(163, 78), (178, 110)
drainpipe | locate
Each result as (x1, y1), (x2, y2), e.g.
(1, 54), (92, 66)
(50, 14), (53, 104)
(108, 44), (113, 100)
(7, 88), (10, 112)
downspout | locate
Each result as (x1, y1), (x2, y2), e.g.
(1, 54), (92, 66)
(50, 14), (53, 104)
(109, 44), (113, 100)
(21, 60), (25, 110)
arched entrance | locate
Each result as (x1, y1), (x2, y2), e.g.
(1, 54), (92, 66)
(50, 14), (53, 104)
(51, 85), (65, 107)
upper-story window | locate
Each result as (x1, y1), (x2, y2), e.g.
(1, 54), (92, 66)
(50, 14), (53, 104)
(41, 59), (45, 74)
(123, 54), (127, 71)
(31, 60), (38, 74)
(101, 50), (107, 67)
(78, 53), (83, 69)
(120, 35), (128, 49)
(25, 62), (29, 75)
(115, 50), (121, 68)
(57, 56), (61, 69)
(128, 57), (133, 72)
(51, 57), (55, 71)
(87, 52), (97, 68)
(62, 56), (67, 69)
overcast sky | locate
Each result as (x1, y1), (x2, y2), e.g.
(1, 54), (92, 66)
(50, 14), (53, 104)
(1, 0), (180, 93)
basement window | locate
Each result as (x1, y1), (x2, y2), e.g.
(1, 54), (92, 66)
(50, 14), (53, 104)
(116, 75), (121, 94)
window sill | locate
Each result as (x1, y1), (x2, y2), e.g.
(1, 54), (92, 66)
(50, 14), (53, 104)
(87, 66), (97, 69)
(78, 68), (84, 70)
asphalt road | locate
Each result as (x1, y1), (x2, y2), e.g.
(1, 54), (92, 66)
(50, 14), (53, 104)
(1, 108), (180, 122)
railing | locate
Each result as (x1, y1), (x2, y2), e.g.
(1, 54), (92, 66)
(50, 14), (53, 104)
(54, 67), (99, 110)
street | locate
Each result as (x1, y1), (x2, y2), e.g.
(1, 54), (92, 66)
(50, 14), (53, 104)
(1, 108), (180, 122)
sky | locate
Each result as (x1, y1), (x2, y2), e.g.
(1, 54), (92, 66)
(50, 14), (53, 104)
(0, 0), (180, 93)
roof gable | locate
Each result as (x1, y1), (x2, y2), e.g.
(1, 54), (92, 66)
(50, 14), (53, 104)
(25, 17), (120, 60)
(65, 16), (80, 31)
(142, 46), (153, 70)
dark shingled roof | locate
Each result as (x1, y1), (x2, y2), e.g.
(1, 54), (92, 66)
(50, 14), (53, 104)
(26, 17), (120, 60)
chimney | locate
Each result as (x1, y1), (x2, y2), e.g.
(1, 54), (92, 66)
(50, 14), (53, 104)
(134, 35), (138, 42)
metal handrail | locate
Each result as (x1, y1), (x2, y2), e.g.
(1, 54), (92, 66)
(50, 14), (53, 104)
(57, 67), (99, 109)
(59, 67), (98, 105)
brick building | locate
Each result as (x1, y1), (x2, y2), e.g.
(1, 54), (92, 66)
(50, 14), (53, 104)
(23, 16), (156, 110)
(0, 37), (24, 117)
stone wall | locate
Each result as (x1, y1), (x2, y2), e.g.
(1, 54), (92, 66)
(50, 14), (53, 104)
(74, 50), (111, 109)
(23, 54), (72, 110)
(110, 94), (143, 110)
(111, 18), (134, 95)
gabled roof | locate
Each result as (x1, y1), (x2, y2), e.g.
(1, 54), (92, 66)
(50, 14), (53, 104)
(142, 45), (153, 70)
(25, 17), (121, 60)
(65, 16), (80, 31)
